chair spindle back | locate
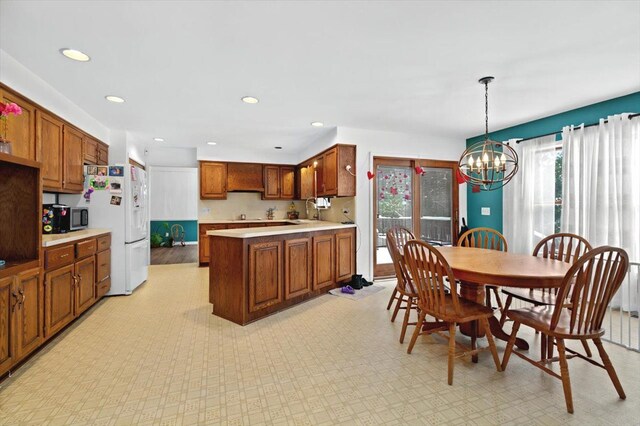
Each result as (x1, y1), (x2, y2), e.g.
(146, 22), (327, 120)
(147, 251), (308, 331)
(533, 233), (592, 264)
(386, 227), (417, 294)
(458, 227), (508, 252)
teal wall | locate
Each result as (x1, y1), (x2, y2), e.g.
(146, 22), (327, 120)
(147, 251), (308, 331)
(466, 91), (640, 232)
(150, 220), (198, 243)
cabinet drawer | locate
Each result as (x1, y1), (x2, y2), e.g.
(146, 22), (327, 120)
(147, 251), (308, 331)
(45, 244), (75, 270)
(76, 239), (97, 259)
(97, 277), (111, 298)
(97, 234), (111, 252)
(96, 249), (111, 283)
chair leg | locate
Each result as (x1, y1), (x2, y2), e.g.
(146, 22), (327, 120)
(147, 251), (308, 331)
(481, 317), (502, 372)
(386, 287), (398, 310)
(581, 339), (593, 358)
(492, 287), (503, 311)
(448, 322), (457, 385)
(593, 338), (626, 400)
(407, 311), (426, 354)
(399, 297), (412, 343)
(556, 338), (574, 414)
(471, 320), (477, 353)
(499, 295), (512, 326)
(547, 335), (555, 360)
(501, 321), (521, 371)
(541, 332), (547, 361)
(391, 293), (404, 322)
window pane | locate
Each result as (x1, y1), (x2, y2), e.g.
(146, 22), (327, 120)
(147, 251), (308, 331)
(376, 166), (413, 266)
(420, 167), (453, 245)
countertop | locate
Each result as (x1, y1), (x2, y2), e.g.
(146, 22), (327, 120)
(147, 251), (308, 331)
(206, 220), (356, 238)
(198, 219), (298, 224)
(42, 228), (111, 247)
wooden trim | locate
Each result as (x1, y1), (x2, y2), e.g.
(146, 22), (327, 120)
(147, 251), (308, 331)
(129, 158), (145, 170)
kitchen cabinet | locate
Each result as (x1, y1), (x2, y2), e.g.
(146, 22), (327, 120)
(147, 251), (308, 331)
(0, 86), (37, 162)
(284, 238), (312, 300)
(264, 165), (295, 200)
(200, 162), (227, 199)
(83, 136), (98, 164)
(74, 256), (96, 315)
(14, 268), (43, 360)
(248, 241), (283, 313)
(227, 163), (264, 192)
(313, 234), (335, 290)
(63, 125), (84, 192)
(298, 144), (356, 198)
(297, 162), (315, 200)
(199, 224), (227, 265)
(44, 263), (75, 338)
(97, 142), (108, 165)
(37, 111), (64, 189)
(0, 276), (16, 376)
(335, 231), (356, 282)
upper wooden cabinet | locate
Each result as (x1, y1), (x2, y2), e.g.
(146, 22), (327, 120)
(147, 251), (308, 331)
(97, 142), (109, 165)
(200, 162), (227, 199)
(227, 163), (264, 192)
(297, 162), (315, 200)
(280, 166), (295, 199)
(62, 126), (85, 192)
(317, 145), (356, 197)
(37, 111), (64, 190)
(0, 87), (37, 162)
(84, 136), (98, 164)
(264, 165), (295, 200)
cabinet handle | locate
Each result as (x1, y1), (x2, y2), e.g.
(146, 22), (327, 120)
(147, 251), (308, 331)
(11, 292), (19, 312)
(60, 253), (69, 258)
(100, 263), (107, 267)
(19, 288), (25, 305)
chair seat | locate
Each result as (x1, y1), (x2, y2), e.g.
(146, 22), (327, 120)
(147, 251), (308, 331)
(502, 287), (558, 306)
(420, 294), (494, 323)
(506, 306), (605, 339)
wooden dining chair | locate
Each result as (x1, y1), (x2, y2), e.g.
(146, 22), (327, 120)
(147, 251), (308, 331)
(500, 233), (593, 358)
(385, 227), (419, 343)
(404, 240), (502, 385)
(501, 246), (629, 414)
(457, 227), (507, 310)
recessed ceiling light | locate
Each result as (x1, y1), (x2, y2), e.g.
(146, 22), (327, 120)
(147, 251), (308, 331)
(274, 146), (283, 150)
(311, 121), (324, 127)
(207, 142), (217, 146)
(59, 48), (90, 62)
(105, 95), (125, 103)
(153, 137), (164, 142)
(241, 96), (259, 104)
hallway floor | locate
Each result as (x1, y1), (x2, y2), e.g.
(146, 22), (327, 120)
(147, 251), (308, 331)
(0, 263), (638, 425)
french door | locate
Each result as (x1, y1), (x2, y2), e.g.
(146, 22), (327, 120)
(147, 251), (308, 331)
(373, 157), (459, 277)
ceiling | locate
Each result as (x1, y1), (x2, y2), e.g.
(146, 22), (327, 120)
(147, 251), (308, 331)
(1, 1), (639, 157)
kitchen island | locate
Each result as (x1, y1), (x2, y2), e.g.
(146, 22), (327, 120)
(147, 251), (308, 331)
(208, 220), (356, 325)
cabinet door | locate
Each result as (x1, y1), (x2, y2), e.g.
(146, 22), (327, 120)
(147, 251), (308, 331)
(200, 162), (227, 199)
(297, 164), (315, 200)
(227, 163), (264, 191)
(199, 224), (226, 265)
(0, 276), (16, 376)
(15, 268), (43, 360)
(96, 249), (111, 283)
(0, 88), (37, 161)
(314, 157), (324, 196)
(322, 148), (338, 196)
(284, 238), (312, 299)
(263, 165), (280, 199)
(45, 264), (75, 338)
(84, 136), (98, 164)
(248, 241), (283, 312)
(97, 143), (109, 165)
(313, 235), (335, 290)
(37, 111), (64, 190)
(75, 256), (96, 315)
(279, 166), (295, 199)
(63, 125), (85, 192)
(335, 231), (355, 282)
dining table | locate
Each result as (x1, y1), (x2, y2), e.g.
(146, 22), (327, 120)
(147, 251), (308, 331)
(434, 246), (573, 358)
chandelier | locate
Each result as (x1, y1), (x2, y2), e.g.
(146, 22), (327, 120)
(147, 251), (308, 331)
(458, 77), (518, 191)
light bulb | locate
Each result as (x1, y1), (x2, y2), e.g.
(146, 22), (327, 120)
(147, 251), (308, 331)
(495, 156), (501, 167)
(467, 155), (474, 170)
(476, 158), (482, 169)
(501, 152), (506, 163)
(483, 153), (489, 163)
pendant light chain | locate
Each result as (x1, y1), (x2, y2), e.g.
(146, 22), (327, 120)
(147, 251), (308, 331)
(485, 80), (489, 140)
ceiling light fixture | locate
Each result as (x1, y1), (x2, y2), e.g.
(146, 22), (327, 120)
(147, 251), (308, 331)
(311, 122), (324, 127)
(153, 137), (164, 142)
(241, 96), (259, 104)
(458, 77), (518, 191)
(59, 48), (91, 62)
(207, 142), (217, 146)
(105, 95), (125, 103)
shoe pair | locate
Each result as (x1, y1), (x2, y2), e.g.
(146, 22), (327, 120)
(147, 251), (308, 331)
(348, 274), (372, 290)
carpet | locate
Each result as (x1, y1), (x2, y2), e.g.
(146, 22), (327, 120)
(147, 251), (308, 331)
(328, 284), (386, 300)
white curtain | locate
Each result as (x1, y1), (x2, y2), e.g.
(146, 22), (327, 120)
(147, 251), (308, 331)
(503, 135), (557, 255)
(561, 114), (640, 311)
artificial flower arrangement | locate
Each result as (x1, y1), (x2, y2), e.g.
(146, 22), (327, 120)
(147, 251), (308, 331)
(0, 101), (23, 142)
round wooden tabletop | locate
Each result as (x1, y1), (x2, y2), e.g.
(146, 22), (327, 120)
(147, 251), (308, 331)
(436, 246), (572, 288)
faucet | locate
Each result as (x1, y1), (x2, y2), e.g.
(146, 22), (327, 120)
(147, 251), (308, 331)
(305, 197), (321, 220)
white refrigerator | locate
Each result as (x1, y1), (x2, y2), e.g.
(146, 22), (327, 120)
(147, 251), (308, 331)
(64, 164), (149, 295)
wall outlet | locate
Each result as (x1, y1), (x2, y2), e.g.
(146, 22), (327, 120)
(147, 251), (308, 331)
(481, 207), (491, 216)
(342, 208), (350, 215)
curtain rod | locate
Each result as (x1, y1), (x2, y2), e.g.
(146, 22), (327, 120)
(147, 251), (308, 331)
(514, 112), (640, 144)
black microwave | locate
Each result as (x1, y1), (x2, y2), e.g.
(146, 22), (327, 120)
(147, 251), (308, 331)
(42, 205), (88, 234)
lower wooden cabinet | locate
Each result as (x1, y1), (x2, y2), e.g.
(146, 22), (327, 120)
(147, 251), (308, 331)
(75, 256), (96, 316)
(335, 231), (356, 282)
(0, 276), (17, 376)
(248, 241), (283, 312)
(284, 238), (312, 299)
(313, 235), (335, 290)
(14, 268), (44, 360)
(199, 224), (227, 265)
(44, 264), (75, 338)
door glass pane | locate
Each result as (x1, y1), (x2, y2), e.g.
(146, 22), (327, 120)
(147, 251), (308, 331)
(376, 166), (413, 268)
(420, 167), (453, 245)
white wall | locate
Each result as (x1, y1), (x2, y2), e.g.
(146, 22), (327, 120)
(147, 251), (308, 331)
(0, 49), (110, 143)
(300, 126), (467, 280)
(146, 147), (198, 167)
(149, 167), (198, 221)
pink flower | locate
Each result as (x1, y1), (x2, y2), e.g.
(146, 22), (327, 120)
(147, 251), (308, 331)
(3, 103), (22, 115)
(390, 187), (398, 196)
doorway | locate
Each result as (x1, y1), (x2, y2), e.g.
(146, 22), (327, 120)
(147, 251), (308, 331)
(373, 157), (459, 277)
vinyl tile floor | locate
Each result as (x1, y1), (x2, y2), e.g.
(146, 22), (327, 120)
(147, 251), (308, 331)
(1, 263), (639, 425)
